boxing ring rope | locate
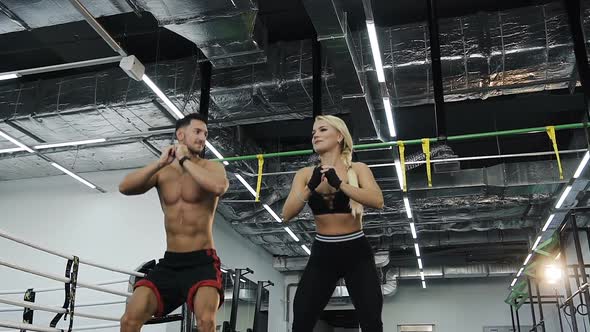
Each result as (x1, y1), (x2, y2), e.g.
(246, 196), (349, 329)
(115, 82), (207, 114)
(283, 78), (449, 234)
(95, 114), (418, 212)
(0, 299), (123, 324)
(0, 295), (184, 330)
(0, 259), (132, 298)
(0, 298), (122, 321)
(0, 229), (144, 278)
(69, 324), (120, 331)
(0, 323), (123, 332)
(0, 320), (61, 332)
(0, 228), (189, 332)
(0, 300), (126, 313)
(0, 280), (128, 296)
(0, 298), (66, 314)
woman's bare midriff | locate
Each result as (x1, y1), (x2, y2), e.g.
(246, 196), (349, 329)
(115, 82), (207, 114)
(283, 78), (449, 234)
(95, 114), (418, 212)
(314, 213), (362, 235)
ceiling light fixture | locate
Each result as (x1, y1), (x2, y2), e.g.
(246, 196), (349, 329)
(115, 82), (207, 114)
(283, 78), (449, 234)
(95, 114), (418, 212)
(366, 21), (385, 82)
(51, 163), (96, 189)
(0, 130), (34, 153)
(573, 151), (590, 178)
(404, 197), (412, 219)
(35, 138), (106, 149)
(142, 74), (184, 119)
(301, 245), (311, 255)
(0, 73), (20, 81)
(382, 97), (397, 137)
(555, 186), (572, 209)
(410, 222), (417, 239)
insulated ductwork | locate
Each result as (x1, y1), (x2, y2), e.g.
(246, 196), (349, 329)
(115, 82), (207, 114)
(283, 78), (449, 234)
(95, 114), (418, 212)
(405, 144), (456, 171)
(0, 39), (350, 181)
(382, 267), (399, 296)
(0, 0), (266, 68)
(357, 2), (584, 107)
(273, 251), (390, 272)
(0, 0), (134, 34)
(302, 0), (383, 140)
(398, 158), (579, 195)
(325, 263), (516, 302)
(327, 277), (396, 299)
(395, 264), (519, 279)
(138, 0), (266, 68)
(1, 1), (589, 108)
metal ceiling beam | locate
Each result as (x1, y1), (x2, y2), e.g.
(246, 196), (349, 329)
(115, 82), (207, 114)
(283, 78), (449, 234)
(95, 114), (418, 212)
(140, 139), (161, 157)
(0, 56), (122, 78)
(564, 0), (590, 95)
(564, 0), (590, 120)
(67, 0), (127, 56)
(123, 0), (143, 18)
(0, 1), (31, 31)
(199, 60), (212, 158)
(3, 120), (45, 143)
(426, 0), (447, 139)
(567, 63), (578, 95)
(312, 35), (322, 118)
(199, 61), (212, 121)
(303, 0), (384, 140)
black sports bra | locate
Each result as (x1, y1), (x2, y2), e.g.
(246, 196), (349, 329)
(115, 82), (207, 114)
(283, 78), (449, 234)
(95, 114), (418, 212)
(308, 189), (352, 215)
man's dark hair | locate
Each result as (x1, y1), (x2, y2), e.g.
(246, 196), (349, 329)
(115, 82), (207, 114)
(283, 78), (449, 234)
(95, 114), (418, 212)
(175, 113), (208, 132)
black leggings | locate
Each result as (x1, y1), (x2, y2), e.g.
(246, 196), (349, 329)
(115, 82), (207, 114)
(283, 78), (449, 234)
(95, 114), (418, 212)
(292, 232), (383, 332)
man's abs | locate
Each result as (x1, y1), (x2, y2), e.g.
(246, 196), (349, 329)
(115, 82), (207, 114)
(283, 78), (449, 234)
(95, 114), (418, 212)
(156, 166), (219, 252)
(163, 202), (216, 252)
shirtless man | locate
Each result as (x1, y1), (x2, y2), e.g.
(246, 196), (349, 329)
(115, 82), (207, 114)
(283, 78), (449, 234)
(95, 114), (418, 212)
(118, 113), (229, 332)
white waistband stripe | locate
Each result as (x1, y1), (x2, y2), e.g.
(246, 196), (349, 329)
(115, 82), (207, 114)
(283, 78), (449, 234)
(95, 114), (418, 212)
(315, 231), (365, 242)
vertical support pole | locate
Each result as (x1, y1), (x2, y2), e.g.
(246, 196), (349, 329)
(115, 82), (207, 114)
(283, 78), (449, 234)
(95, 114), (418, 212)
(21, 288), (35, 332)
(573, 264), (584, 305)
(510, 305), (516, 332)
(426, 0), (447, 139)
(199, 60), (212, 158)
(564, 0), (590, 119)
(527, 278), (537, 329)
(561, 220), (580, 332)
(515, 299), (522, 332)
(230, 269), (242, 332)
(180, 304), (192, 332)
(534, 280), (545, 332)
(252, 281), (264, 332)
(572, 214), (590, 306)
(556, 289), (565, 332)
(312, 35), (322, 118)
(199, 61), (212, 120)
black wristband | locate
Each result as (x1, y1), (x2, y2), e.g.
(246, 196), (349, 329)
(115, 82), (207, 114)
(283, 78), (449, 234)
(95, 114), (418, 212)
(307, 166), (323, 192)
(324, 168), (342, 190)
(179, 156), (190, 167)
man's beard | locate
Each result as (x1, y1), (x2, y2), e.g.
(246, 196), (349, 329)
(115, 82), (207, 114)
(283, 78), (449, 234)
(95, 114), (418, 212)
(188, 146), (203, 156)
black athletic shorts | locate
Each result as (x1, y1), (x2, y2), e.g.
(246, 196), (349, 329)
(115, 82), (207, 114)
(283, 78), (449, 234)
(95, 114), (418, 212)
(134, 249), (224, 317)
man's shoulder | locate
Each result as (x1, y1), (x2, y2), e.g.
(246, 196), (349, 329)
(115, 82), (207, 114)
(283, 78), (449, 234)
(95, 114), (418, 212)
(154, 163), (176, 183)
(201, 159), (227, 176)
(203, 158), (225, 169)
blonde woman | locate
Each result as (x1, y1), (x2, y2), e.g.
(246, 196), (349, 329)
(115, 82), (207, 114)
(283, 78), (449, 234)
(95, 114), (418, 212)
(282, 115), (385, 331)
